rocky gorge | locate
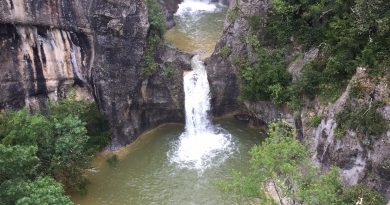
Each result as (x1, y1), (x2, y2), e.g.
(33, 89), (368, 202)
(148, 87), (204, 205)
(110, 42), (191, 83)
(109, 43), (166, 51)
(0, 0), (389, 203)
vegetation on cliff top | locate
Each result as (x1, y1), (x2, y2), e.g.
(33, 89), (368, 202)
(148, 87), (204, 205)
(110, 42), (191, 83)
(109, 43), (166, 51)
(238, 0), (390, 107)
(0, 98), (110, 205)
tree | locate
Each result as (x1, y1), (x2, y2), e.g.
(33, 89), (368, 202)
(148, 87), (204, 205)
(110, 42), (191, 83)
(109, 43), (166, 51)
(1, 110), (51, 146)
(15, 177), (73, 205)
(0, 145), (38, 183)
(51, 115), (91, 193)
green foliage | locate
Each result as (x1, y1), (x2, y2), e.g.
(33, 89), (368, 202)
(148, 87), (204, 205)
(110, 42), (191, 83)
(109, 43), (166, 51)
(49, 98), (110, 151)
(15, 177), (73, 205)
(247, 15), (263, 31)
(297, 167), (344, 205)
(341, 184), (387, 205)
(0, 145), (38, 182)
(335, 105), (388, 143)
(309, 114), (322, 127)
(146, 0), (166, 35)
(1, 177), (72, 205)
(143, 34), (161, 76)
(161, 63), (175, 77)
(237, 0), (389, 107)
(219, 120), (386, 204)
(51, 115), (91, 194)
(257, 0), (390, 104)
(219, 45), (231, 58)
(238, 37), (292, 105)
(350, 81), (365, 98)
(1, 110), (51, 146)
(227, 6), (240, 22)
(0, 98), (110, 203)
(334, 126), (346, 139)
(143, 0), (166, 76)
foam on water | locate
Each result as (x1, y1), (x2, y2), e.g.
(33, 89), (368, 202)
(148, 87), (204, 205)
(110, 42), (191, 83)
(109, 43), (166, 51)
(169, 56), (235, 171)
(176, 0), (219, 15)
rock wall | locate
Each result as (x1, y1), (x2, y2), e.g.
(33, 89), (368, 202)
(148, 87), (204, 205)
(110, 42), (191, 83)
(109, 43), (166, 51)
(158, 0), (183, 28)
(0, 0), (191, 149)
(205, 0), (269, 116)
(206, 0), (390, 201)
(0, 0), (93, 109)
(301, 69), (390, 199)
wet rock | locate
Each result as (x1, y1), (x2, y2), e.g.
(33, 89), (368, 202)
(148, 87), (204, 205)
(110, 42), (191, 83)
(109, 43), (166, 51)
(159, 0), (183, 29)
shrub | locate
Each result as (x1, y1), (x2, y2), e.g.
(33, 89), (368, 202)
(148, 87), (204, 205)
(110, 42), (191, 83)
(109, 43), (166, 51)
(341, 184), (387, 205)
(238, 38), (292, 104)
(350, 81), (365, 98)
(309, 114), (322, 127)
(146, 0), (166, 35)
(263, 0), (390, 103)
(143, 0), (166, 76)
(143, 34), (161, 76)
(335, 105), (388, 143)
(334, 127), (345, 139)
(0, 145), (38, 182)
(1, 177), (72, 205)
(227, 6), (240, 22)
(248, 15), (263, 31)
(219, 46), (231, 58)
(161, 64), (175, 77)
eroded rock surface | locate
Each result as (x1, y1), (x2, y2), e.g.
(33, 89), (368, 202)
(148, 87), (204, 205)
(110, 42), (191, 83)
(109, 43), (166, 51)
(206, 0), (390, 200)
(0, 0), (191, 148)
(205, 0), (269, 116)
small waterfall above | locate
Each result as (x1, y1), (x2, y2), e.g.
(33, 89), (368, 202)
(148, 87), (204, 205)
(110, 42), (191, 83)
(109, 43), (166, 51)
(165, 0), (227, 58)
(176, 0), (220, 15)
(169, 56), (235, 171)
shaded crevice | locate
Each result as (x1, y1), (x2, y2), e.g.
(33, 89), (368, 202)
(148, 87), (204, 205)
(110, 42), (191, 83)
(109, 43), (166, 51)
(32, 44), (48, 96)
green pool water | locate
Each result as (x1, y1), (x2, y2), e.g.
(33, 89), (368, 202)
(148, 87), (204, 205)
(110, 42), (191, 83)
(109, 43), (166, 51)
(72, 119), (263, 205)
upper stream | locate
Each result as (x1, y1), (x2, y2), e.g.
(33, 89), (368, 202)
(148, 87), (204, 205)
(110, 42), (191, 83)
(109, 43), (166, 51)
(164, 0), (227, 59)
(72, 1), (262, 204)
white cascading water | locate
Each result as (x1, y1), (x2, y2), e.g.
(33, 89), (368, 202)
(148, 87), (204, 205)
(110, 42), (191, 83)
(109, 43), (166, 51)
(169, 56), (235, 171)
(176, 0), (219, 15)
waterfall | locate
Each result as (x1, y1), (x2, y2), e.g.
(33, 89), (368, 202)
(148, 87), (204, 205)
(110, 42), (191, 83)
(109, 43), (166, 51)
(169, 56), (235, 171)
(176, 0), (220, 15)
(183, 55), (212, 135)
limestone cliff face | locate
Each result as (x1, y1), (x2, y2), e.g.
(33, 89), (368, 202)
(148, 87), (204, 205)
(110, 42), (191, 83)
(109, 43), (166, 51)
(301, 69), (390, 199)
(0, 0), (191, 148)
(205, 0), (269, 116)
(206, 0), (390, 200)
(0, 0), (93, 109)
